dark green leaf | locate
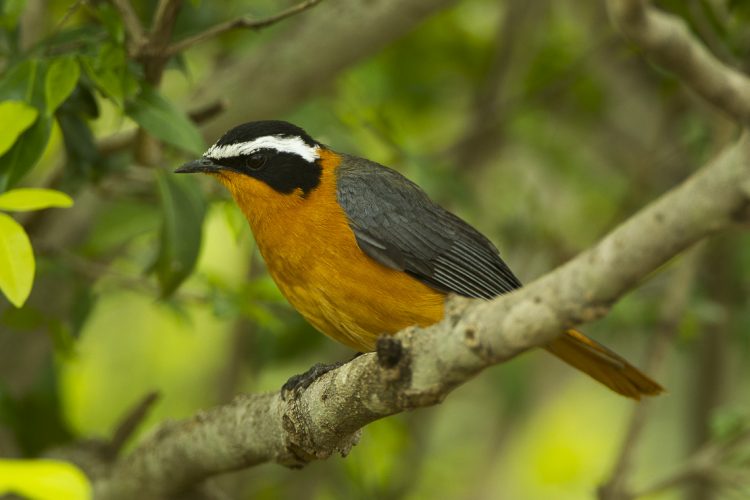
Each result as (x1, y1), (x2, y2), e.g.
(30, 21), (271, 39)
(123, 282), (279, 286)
(93, 2), (126, 43)
(57, 111), (98, 179)
(80, 43), (137, 107)
(153, 170), (206, 296)
(0, 115), (52, 190)
(59, 82), (99, 119)
(126, 86), (205, 155)
(0, 367), (73, 455)
(0, 59), (40, 104)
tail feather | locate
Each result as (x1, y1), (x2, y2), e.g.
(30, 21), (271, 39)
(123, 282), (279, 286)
(544, 329), (663, 400)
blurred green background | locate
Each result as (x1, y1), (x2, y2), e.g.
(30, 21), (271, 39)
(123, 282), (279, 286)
(1, 0), (750, 498)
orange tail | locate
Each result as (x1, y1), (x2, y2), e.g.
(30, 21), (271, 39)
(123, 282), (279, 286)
(544, 329), (663, 400)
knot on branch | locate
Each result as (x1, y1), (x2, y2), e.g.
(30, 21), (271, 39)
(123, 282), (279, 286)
(376, 336), (414, 388)
(376, 336), (404, 368)
(280, 401), (362, 468)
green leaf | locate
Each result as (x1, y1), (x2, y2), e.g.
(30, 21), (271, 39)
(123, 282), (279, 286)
(153, 171), (206, 296)
(0, 101), (38, 156)
(0, 213), (34, 308)
(0, 115), (52, 190)
(80, 43), (137, 107)
(45, 56), (80, 115)
(57, 111), (98, 179)
(0, 0), (27, 30)
(0, 59), (38, 103)
(0, 188), (73, 212)
(0, 459), (91, 500)
(126, 86), (205, 155)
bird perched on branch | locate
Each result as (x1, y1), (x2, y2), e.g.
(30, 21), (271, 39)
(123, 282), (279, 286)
(176, 120), (662, 399)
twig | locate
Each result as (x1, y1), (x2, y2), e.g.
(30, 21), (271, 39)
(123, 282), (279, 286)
(110, 0), (146, 54)
(164, 0), (323, 57)
(150, 0), (183, 45)
(634, 427), (750, 498)
(52, 0), (88, 34)
(107, 392), (161, 458)
(187, 99), (228, 125)
(685, 238), (732, 499)
(607, 0), (750, 124)
(138, 0), (184, 84)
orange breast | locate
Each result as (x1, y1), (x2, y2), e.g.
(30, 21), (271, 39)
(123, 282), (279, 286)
(217, 149), (446, 351)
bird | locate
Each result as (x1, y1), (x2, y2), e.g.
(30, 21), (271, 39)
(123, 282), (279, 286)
(176, 120), (663, 399)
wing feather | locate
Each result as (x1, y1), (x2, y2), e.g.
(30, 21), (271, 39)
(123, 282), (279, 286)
(335, 154), (522, 299)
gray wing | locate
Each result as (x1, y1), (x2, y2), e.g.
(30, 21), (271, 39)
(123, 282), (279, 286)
(335, 154), (522, 299)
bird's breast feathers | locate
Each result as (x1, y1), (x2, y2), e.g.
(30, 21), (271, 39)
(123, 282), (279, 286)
(238, 149), (445, 351)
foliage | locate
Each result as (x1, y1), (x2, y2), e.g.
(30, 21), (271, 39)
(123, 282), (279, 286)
(0, 459), (91, 500)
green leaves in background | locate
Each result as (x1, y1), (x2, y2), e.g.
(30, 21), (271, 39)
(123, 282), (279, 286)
(45, 56), (80, 115)
(126, 86), (205, 155)
(153, 171), (206, 296)
(0, 188), (73, 307)
(0, 0), (27, 31)
(0, 213), (33, 307)
(0, 59), (52, 189)
(80, 43), (137, 107)
(0, 188), (73, 211)
(0, 459), (91, 500)
(0, 101), (38, 156)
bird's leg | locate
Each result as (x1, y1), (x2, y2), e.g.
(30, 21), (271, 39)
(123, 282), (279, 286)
(281, 353), (363, 400)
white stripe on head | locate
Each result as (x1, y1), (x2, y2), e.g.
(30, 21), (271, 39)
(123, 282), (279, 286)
(204, 135), (320, 163)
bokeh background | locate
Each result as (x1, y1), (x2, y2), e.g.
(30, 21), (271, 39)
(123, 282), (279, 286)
(1, 0), (750, 498)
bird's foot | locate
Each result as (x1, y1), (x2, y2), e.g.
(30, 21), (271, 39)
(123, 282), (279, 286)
(281, 361), (345, 400)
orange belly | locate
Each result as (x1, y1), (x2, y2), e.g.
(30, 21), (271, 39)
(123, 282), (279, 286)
(223, 149), (446, 351)
(264, 243), (446, 351)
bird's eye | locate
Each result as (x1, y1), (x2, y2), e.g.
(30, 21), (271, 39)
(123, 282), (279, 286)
(245, 153), (266, 171)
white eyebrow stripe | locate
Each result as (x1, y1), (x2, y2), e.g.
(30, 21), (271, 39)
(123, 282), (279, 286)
(204, 135), (320, 163)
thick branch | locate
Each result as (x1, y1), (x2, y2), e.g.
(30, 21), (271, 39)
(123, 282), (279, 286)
(164, 0), (323, 57)
(607, 0), (750, 124)
(90, 135), (750, 499)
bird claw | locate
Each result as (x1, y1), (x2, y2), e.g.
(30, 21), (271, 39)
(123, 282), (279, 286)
(281, 361), (345, 400)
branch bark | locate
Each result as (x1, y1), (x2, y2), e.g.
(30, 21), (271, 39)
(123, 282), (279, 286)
(607, 0), (750, 124)
(86, 133), (750, 499)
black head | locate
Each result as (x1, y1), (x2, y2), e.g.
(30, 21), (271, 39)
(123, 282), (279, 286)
(176, 120), (323, 196)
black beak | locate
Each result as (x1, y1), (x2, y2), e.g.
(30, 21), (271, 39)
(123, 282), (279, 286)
(175, 158), (222, 174)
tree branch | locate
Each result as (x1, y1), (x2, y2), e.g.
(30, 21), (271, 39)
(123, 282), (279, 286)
(164, 0), (323, 57)
(150, 0), (183, 46)
(607, 0), (750, 124)
(87, 133), (750, 499)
